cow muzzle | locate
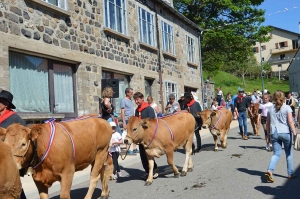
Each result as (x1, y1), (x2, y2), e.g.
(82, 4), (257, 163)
(202, 125), (207, 129)
(124, 139), (129, 144)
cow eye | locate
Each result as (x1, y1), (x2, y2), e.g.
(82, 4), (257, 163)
(133, 128), (137, 132)
(22, 143), (26, 147)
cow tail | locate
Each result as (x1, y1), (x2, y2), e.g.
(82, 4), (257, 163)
(192, 142), (196, 155)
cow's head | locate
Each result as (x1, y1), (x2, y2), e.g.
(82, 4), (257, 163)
(4, 124), (37, 169)
(0, 127), (6, 141)
(124, 116), (148, 145)
(197, 109), (213, 129)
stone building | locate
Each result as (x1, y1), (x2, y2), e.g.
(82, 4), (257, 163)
(0, 0), (203, 122)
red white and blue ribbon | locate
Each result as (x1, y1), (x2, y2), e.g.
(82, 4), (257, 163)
(33, 119), (56, 169)
(160, 119), (174, 142)
(57, 123), (76, 162)
(210, 111), (222, 130)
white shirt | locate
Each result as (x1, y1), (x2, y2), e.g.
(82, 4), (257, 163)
(217, 90), (223, 96)
(109, 132), (122, 152)
(151, 103), (158, 118)
(259, 102), (272, 117)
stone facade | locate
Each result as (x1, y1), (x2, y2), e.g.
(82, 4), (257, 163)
(0, 0), (202, 120)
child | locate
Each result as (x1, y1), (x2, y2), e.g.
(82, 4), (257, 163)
(109, 121), (123, 180)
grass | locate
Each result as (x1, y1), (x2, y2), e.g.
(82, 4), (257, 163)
(203, 71), (290, 95)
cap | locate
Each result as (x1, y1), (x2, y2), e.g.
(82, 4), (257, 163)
(180, 93), (184, 97)
(238, 88), (244, 92)
(109, 122), (117, 127)
(246, 92), (251, 96)
(184, 92), (193, 98)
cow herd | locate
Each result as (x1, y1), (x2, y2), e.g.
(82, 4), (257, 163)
(0, 109), (233, 199)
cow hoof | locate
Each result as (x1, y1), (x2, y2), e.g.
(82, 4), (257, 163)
(99, 196), (109, 199)
(144, 181), (152, 186)
(187, 168), (193, 172)
(174, 173), (180, 178)
(180, 171), (187, 177)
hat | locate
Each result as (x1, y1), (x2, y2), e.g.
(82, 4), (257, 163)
(246, 92), (251, 96)
(183, 92), (193, 98)
(109, 121), (116, 127)
(238, 88), (244, 92)
(180, 93), (184, 97)
(0, 90), (16, 109)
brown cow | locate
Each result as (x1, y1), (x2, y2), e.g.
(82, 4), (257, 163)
(198, 108), (232, 151)
(248, 103), (260, 136)
(4, 117), (113, 199)
(0, 140), (22, 199)
(0, 127), (6, 141)
(124, 112), (195, 186)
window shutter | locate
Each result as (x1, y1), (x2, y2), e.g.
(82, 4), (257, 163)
(284, 41), (288, 47)
(263, 45), (266, 50)
(256, 47), (259, 52)
(275, 43), (278, 49)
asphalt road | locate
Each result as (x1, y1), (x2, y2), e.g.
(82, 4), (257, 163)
(49, 125), (300, 199)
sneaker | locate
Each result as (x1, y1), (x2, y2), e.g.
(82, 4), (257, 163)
(153, 172), (159, 179)
(269, 144), (273, 152)
(111, 174), (118, 180)
(117, 172), (122, 177)
(242, 135), (248, 140)
(140, 172), (159, 180)
(127, 150), (134, 155)
(133, 149), (140, 153)
(266, 144), (270, 151)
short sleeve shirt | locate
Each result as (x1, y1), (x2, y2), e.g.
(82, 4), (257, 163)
(109, 132), (122, 152)
(268, 104), (292, 134)
(120, 98), (134, 120)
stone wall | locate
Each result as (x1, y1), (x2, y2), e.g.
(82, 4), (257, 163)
(0, 0), (202, 117)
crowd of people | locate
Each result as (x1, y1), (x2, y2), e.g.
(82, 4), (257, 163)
(1, 79), (299, 197)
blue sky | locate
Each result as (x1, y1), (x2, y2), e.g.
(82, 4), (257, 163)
(259, 0), (300, 33)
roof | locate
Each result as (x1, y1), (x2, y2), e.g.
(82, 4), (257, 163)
(155, 0), (203, 32)
(287, 47), (300, 71)
(269, 26), (300, 36)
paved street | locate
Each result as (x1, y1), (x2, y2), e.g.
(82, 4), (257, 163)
(48, 124), (300, 199)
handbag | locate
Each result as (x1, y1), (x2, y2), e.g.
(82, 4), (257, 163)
(294, 133), (300, 150)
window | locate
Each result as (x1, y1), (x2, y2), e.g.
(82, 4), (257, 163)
(261, 45), (266, 51)
(280, 54), (285, 60)
(186, 35), (196, 63)
(138, 7), (155, 46)
(161, 21), (175, 55)
(164, 81), (178, 104)
(102, 71), (130, 113)
(9, 51), (76, 117)
(261, 57), (265, 62)
(278, 41), (288, 48)
(43, 0), (67, 10)
(292, 39), (299, 49)
(144, 79), (154, 98)
(253, 47), (259, 53)
(104, 0), (127, 34)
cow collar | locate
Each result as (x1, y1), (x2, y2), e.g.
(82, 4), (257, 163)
(146, 118), (159, 147)
(210, 111), (222, 130)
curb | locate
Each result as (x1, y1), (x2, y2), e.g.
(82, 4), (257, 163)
(25, 120), (241, 198)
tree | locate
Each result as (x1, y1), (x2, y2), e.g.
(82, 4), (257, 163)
(174, 0), (272, 72)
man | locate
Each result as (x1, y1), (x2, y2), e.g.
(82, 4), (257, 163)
(183, 92), (202, 152)
(178, 93), (185, 110)
(133, 92), (159, 180)
(234, 88), (251, 140)
(231, 92), (238, 120)
(251, 90), (260, 104)
(205, 76), (211, 83)
(0, 89), (27, 199)
(120, 88), (138, 154)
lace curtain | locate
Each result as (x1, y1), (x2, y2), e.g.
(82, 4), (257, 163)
(9, 52), (50, 112)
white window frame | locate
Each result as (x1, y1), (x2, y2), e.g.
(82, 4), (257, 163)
(161, 20), (175, 55)
(43, 0), (68, 10)
(186, 34), (196, 63)
(138, 6), (156, 47)
(104, 0), (128, 35)
(164, 81), (178, 104)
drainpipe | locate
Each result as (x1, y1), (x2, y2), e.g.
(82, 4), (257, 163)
(155, 7), (165, 113)
(198, 31), (204, 108)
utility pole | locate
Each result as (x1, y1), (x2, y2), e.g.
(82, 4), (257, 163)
(259, 42), (264, 92)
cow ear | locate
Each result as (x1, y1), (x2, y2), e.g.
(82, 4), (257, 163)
(29, 126), (43, 141)
(196, 112), (201, 117)
(140, 118), (150, 129)
(210, 111), (217, 117)
(0, 127), (6, 141)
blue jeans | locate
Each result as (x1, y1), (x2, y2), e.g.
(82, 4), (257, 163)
(238, 111), (248, 136)
(268, 129), (293, 176)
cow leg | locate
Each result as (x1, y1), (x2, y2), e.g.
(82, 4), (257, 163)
(145, 154), (155, 186)
(213, 135), (218, 151)
(220, 131), (227, 149)
(256, 118), (261, 136)
(165, 150), (181, 177)
(60, 169), (75, 199)
(99, 155), (113, 199)
(33, 179), (49, 199)
(84, 150), (107, 199)
(251, 120), (256, 135)
(186, 134), (194, 172)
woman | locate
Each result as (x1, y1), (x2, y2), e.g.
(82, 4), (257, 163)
(216, 87), (224, 106)
(265, 90), (297, 182)
(226, 92), (232, 110)
(100, 86), (115, 120)
(147, 96), (159, 118)
(165, 94), (181, 113)
(286, 91), (295, 117)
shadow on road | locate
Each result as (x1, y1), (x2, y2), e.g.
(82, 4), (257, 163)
(50, 188), (102, 199)
(239, 145), (265, 150)
(237, 168), (286, 180)
(254, 165), (300, 199)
